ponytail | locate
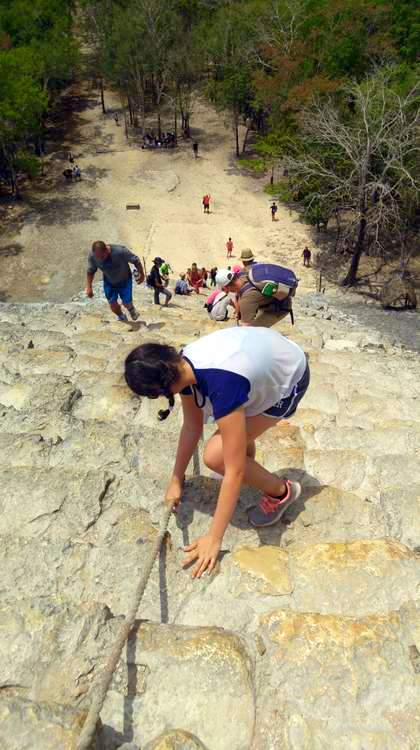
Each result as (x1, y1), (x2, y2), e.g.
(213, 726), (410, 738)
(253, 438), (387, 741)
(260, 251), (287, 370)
(158, 394), (175, 421)
(125, 343), (182, 421)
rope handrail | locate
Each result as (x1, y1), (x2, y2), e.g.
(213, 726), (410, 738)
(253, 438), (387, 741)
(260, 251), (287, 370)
(76, 500), (175, 750)
(77, 443), (201, 750)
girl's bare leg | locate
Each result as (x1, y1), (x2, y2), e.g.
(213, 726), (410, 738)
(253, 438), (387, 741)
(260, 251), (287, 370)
(203, 414), (286, 497)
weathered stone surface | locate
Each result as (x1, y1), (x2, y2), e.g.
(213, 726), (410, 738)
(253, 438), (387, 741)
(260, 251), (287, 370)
(1, 288), (419, 749)
(232, 546), (292, 595)
(253, 601), (420, 750)
(289, 539), (419, 615)
(144, 729), (209, 749)
(380, 484), (420, 549)
(281, 485), (386, 545)
(101, 623), (255, 750)
(0, 696), (86, 750)
(0, 599), (114, 704)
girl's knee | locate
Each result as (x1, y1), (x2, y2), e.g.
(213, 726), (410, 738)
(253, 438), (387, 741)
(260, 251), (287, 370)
(203, 439), (223, 473)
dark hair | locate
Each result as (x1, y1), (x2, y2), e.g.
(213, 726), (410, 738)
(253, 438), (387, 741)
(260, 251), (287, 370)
(92, 240), (106, 253)
(125, 343), (182, 420)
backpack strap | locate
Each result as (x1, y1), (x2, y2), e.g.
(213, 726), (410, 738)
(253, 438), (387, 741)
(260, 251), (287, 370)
(239, 279), (257, 297)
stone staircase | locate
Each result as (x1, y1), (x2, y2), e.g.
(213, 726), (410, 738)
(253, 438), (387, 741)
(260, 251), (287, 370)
(0, 286), (419, 750)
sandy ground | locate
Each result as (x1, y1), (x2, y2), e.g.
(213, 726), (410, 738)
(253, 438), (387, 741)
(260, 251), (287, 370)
(0, 83), (316, 303)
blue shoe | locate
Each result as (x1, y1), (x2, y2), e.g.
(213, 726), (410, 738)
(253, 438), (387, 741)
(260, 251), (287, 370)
(248, 480), (301, 527)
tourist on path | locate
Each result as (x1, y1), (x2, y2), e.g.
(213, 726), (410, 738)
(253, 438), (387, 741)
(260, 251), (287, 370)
(159, 260), (172, 287)
(86, 241), (144, 322)
(216, 266), (295, 328)
(175, 273), (192, 295)
(188, 263), (204, 293)
(226, 237), (234, 258)
(193, 142), (199, 158)
(124, 327), (309, 578)
(270, 201), (278, 221)
(303, 246), (311, 267)
(149, 257), (172, 306)
(240, 248), (256, 269)
(202, 194), (211, 214)
(205, 288), (237, 322)
(210, 267), (218, 287)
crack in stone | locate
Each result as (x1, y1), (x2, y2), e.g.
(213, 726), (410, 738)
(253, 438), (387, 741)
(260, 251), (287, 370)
(84, 475), (115, 532)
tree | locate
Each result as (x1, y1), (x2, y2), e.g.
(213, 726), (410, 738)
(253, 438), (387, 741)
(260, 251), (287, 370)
(203, 4), (257, 156)
(0, 48), (47, 194)
(283, 75), (420, 285)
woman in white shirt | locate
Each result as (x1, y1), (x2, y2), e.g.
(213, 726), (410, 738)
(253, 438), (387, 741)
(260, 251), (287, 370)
(125, 327), (310, 578)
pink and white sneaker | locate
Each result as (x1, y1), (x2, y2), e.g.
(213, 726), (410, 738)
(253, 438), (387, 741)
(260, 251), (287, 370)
(248, 480), (301, 527)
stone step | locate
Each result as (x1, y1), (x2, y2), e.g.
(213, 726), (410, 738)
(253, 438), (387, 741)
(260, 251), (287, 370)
(254, 602), (419, 750)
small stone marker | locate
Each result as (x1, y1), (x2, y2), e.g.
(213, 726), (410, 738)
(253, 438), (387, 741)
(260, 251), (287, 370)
(126, 203), (140, 210)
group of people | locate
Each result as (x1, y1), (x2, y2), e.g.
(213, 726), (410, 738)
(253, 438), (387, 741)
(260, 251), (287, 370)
(174, 263), (215, 295)
(142, 131), (177, 149)
(63, 152), (82, 181)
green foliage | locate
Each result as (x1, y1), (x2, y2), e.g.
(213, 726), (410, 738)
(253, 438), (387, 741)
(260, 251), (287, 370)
(0, 0), (76, 192)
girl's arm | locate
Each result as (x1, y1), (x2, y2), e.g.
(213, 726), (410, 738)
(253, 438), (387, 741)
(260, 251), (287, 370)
(182, 408), (247, 578)
(165, 394), (203, 504)
(209, 408), (246, 540)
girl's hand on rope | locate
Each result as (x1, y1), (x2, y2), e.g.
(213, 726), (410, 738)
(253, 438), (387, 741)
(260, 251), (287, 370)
(165, 477), (184, 512)
(182, 534), (221, 578)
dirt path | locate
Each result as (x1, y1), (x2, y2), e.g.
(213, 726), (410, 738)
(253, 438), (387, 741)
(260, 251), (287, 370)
(0, 83), (316, 303)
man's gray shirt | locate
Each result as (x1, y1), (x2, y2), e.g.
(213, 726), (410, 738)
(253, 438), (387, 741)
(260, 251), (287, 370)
(87, 244), (139, 285)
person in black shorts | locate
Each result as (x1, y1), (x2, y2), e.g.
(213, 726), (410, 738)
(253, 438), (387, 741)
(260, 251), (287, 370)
(149, 257), (172, 306)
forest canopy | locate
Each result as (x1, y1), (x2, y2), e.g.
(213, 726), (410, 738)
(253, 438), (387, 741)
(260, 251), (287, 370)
(1, 0), (419, 283)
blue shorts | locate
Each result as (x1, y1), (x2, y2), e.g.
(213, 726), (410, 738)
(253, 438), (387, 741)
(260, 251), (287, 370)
(264, 364), (310, 419)
(103, 275), (133, 305)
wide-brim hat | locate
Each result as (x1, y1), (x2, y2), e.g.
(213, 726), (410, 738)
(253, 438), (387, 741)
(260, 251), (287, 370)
(240, 248), (255, 261)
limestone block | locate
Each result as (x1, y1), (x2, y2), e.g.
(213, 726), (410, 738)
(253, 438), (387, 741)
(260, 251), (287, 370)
(323, 338), (360, 352)
(304, 424), (417, 456)
(299, 384), (339, 414)
(232, 546), (292, 595)
(0, 697), (86, 750)
(0, 599), (114, 704)
(144, 729), (209, 749)
(338, 393), (419, 429)
(363, 454), (420, 494)
(289, 539), (419, 615)
(71, 382), (140, 422)
(0, 468), (115, 539)
(380, 484), (420, 549)
(101, 623), (254, 750)
(253, 602), (420, 750)
(0, 380), (33, 410)
(283, 485), (386, 544)
(9, 348), (76, 376)
(304, 449), (366, 492)
(0, 535), (87, 606)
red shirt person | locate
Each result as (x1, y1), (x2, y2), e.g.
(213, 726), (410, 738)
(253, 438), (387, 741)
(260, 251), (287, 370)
(188, 263), (203, 293)
(202, 194), (211, 213)
(226, 237), (234, 258)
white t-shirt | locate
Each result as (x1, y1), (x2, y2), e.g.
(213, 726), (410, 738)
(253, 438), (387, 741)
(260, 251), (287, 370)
(182, 327), (306, 420)
(209, 292), (234, 321)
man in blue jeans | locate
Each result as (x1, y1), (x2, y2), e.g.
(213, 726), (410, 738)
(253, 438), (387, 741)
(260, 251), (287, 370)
(86, 240), (144, 322)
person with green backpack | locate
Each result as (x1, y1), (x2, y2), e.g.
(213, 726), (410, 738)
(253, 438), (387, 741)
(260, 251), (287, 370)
(215, 262), (298, 327)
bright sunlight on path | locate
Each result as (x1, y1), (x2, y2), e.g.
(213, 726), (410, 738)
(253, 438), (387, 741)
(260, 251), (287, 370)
(0, 84), (317, 303)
